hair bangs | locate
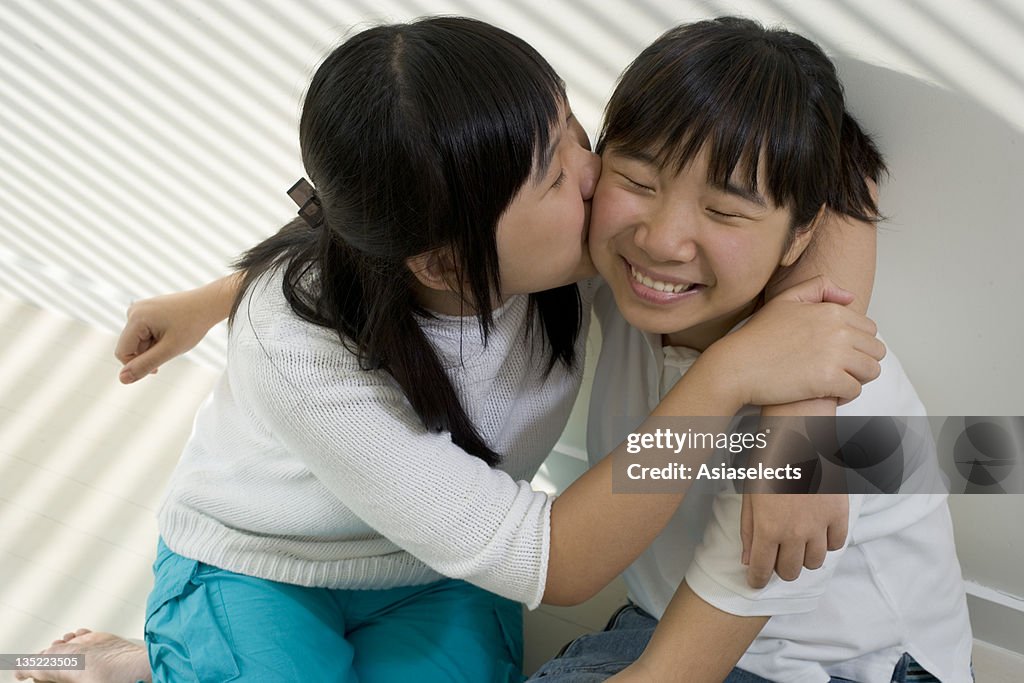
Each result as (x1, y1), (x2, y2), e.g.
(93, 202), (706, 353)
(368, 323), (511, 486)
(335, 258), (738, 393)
(410, 17), (566, 193)
(599, 18), (844, 224)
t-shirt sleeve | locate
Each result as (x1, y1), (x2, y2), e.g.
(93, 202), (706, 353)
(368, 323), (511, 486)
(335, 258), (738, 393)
(685, 492), (865, 616)
(232, 331), (553, 609)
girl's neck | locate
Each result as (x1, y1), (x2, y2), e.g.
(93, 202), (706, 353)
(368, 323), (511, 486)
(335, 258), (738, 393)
(661, 298), (759, 352)
(413, 280), (506, 317)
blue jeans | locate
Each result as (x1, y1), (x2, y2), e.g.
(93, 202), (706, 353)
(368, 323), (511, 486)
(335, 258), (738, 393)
(527, 604), (939, 682)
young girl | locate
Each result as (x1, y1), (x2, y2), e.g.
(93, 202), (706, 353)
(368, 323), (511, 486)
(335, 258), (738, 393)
(530, 17), (972, 683)
(19, 16), (886, 683)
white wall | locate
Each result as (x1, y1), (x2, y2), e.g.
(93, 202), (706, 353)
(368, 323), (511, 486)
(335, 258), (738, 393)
(2, 0), (1022, 656)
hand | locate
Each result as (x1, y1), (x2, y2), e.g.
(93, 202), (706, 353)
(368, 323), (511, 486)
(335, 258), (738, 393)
(115, 275), (240, 383)
(740, 493), (849, 588)
(115, 292), (210, 383)
(703, 276), (885, 408)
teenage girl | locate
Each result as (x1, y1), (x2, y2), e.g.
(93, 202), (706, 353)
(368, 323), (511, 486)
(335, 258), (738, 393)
(530, 17), (971, 683)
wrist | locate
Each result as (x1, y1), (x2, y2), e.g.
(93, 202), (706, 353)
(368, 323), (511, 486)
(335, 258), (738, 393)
(760, 397), (837, 418)
(689, 342), (745, 413)
(661, 346), (743, 417)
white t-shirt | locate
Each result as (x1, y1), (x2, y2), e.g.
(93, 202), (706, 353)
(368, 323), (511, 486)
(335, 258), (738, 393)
(158, 267), (596, 609)
(587, 284), (973, 683)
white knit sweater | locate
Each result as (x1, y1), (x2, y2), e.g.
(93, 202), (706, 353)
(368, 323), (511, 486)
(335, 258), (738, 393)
(158, 267), (593, 609)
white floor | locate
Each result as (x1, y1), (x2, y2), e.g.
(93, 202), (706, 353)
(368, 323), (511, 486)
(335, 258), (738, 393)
(0, 292), (1021, 680)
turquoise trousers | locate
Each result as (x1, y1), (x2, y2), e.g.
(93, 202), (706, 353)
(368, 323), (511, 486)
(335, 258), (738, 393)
(145, 539), (524, 682)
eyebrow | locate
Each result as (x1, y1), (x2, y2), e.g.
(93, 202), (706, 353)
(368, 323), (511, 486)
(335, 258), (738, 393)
(716, 180), (768, 208)
(611, 149), (658, 165)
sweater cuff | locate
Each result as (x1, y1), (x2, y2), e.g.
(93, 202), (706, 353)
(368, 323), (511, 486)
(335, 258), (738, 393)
(524, 494), (554, 610)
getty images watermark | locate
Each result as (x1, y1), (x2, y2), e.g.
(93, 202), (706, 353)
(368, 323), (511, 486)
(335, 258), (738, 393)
(610, 416), (1024, 494)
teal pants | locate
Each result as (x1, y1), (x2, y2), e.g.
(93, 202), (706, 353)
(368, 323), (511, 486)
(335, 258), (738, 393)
(145, 539), (525, 682)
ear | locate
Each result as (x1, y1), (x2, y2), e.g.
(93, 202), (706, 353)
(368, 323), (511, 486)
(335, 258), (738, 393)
(780, 205), (826, 267)
(405, 247), (460, 292)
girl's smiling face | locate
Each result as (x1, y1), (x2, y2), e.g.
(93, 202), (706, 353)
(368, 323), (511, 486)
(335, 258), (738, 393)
(588, 145), (816, 350)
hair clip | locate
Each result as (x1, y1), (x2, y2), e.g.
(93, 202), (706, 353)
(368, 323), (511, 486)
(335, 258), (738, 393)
(287, 178), (324, 228)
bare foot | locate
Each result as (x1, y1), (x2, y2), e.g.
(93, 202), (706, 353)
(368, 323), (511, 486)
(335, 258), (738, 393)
(14, 629), (151, 683)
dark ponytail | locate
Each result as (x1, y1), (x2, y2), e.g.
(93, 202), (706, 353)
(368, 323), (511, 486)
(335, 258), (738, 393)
(229, 17), (580, 466)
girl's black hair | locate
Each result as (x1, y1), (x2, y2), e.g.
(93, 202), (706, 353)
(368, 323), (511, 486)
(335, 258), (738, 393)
(231, 17), (582, 466)
(598, 16), (886, 232)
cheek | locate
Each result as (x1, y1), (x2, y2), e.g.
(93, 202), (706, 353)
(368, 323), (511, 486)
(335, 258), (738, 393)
(590, 186), (632, 245)
(711, 234), (786, 292)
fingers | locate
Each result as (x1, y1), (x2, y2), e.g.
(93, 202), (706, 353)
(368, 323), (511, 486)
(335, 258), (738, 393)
(745, 537), (778, 589)
(843, 350), (883, 386)
(829, 371), (863, 404)
(838, 307), (878, 337)
(774, 541), (805, 582)
(827, 514), (849, 551)
(777, 275), (855, 306)
(119, 346), (171, 384)
(113, 315), (154, 365)
(741, 494), (753, 566)
(755, 535), (828, 585)
(116, 306), (172, 384)
(803, 536), (828, 571)
(742, 494), (848, 590)
(856, 331), (888, 362)
(828, 334), (884, 400)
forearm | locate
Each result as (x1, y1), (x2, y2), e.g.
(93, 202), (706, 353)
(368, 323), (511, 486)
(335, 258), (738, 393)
(610, 582), (767, 683)
(768, 211), (876, 316)
(763, 210), (876, 419)
(197, 272), (245, 325)
(544, 358), (741, 605)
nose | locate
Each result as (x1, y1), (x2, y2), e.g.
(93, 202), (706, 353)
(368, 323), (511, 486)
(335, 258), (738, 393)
(634, 205), (698, 264)
(579, 148), (601, 201)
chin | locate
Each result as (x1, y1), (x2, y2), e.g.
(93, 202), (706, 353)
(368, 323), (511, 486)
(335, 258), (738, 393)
(616, 306), (692, 336)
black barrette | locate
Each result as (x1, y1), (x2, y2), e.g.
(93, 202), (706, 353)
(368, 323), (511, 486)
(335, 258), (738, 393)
(287, 178), (324, 228)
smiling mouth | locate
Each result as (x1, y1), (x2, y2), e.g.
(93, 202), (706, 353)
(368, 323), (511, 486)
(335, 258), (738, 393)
(628, 262), (699, 294)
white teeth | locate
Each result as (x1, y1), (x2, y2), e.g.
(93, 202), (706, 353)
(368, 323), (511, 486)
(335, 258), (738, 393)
(630, 264), (695, 294)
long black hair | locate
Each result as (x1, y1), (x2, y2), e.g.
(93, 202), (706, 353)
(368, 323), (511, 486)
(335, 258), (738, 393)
(598, 16), (886, 233)
(231, 17), (583, 466)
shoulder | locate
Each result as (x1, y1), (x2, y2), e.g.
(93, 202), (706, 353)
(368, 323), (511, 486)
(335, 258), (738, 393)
(228, 267), (397, 397)
(232, 267), (352, 354)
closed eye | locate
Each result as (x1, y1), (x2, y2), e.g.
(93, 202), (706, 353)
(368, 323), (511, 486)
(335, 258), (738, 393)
(551, 169), (567, 189)
(620, 173), (654, 192)
(708, 208), (747, 219)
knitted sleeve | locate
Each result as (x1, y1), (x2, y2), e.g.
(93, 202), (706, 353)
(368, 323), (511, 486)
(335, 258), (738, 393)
(231, 330), (554, 608)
